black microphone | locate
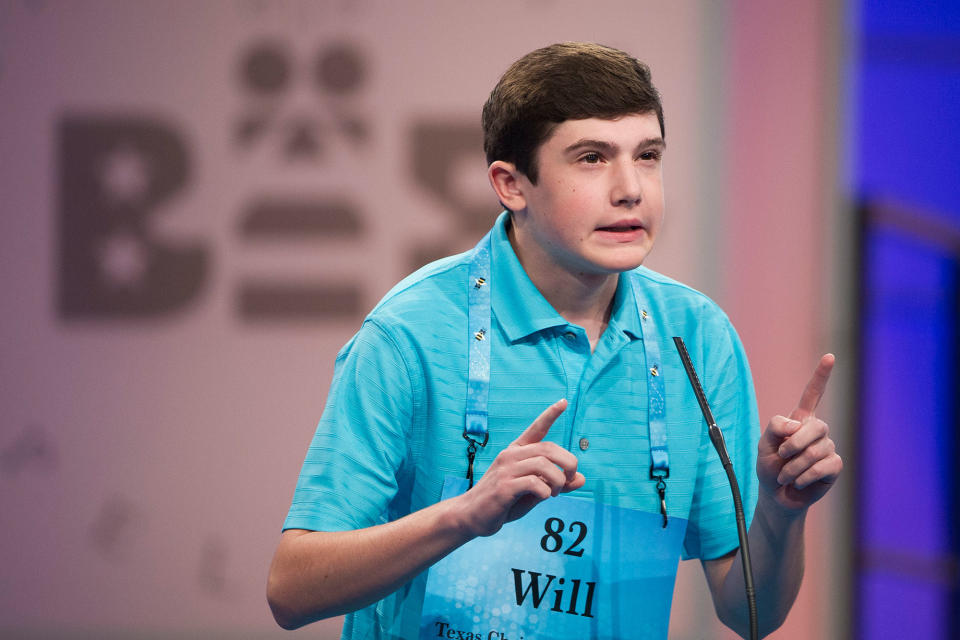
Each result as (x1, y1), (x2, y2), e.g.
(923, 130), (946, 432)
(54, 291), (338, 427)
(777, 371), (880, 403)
(672, 336), (758, 640)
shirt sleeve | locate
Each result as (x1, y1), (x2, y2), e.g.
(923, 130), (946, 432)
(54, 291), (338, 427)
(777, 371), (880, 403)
(283, 318), (419, 532)
(681, 311), (760, 560)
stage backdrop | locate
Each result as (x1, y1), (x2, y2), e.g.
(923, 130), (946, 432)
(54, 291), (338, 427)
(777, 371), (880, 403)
(0, 1), (848, 638)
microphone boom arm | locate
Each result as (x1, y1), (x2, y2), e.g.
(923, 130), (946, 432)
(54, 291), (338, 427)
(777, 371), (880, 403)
(672, 336), (758, 640)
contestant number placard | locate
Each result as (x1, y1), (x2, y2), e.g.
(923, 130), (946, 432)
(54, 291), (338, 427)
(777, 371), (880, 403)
(419, 477), (687, 640)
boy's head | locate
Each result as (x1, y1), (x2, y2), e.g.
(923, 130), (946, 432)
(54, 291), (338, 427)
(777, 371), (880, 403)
(482, 42), (664, 185)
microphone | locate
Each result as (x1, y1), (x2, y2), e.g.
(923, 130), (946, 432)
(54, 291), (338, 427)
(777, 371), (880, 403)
(672, 336), (757, 640)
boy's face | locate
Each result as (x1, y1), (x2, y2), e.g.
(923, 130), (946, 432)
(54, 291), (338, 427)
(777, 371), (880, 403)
(503, 113), (665, 280)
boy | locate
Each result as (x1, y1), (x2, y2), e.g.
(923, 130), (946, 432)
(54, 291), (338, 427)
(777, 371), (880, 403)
(267, 42), (841, 639)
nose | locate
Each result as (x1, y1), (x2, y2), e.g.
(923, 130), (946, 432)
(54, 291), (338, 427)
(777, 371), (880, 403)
(611, 161), (643, 207)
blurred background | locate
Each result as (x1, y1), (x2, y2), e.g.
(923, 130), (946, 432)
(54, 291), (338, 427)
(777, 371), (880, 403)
(0, 0), (956, 638)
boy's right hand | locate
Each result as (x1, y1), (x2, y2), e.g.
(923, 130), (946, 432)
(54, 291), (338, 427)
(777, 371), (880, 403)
(453, 398), (585, 538)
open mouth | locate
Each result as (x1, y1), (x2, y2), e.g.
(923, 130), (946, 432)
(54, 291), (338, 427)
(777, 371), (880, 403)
(597, 225), (643, 232)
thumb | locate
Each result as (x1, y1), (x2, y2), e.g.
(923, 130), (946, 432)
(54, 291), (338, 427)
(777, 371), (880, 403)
(760, 415), (801, 454)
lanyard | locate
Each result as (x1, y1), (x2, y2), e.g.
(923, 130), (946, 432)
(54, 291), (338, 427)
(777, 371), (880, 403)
(463, 231), (492, 487)
(463, 230), (670, 522)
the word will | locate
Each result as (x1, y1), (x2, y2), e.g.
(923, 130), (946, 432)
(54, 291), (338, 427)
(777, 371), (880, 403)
(510, 569), (596, 618)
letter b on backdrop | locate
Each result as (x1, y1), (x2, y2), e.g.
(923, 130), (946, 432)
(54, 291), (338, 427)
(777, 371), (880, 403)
(58, 117), (207, 319)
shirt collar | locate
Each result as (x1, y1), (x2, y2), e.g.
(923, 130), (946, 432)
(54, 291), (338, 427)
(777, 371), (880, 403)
(606, 273), (643, 342)
(489, 212), (643, 344)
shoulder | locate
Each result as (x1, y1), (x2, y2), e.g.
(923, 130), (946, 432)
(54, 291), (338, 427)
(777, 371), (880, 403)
(367, 251), (471, 324)
(341, 250), (472, 363)
(629, 266), (730, 325)
(627, 266), (745, 371)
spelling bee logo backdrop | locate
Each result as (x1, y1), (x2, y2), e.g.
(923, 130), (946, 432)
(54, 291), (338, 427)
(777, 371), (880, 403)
(56, 37), (492, 322)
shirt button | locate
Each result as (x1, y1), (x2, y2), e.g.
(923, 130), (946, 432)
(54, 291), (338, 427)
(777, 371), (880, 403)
(579, 437), (590, 451)
(564, 331), (576, 340)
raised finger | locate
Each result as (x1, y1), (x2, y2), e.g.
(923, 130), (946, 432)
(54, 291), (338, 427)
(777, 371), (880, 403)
(513, 399), (568, 446)
(791, 353), (835, 421)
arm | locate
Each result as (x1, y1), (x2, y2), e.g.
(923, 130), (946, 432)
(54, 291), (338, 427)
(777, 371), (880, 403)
(267, 503), (471, 629)
(266, 399), (585, 630)
(702, 354), (842, 638)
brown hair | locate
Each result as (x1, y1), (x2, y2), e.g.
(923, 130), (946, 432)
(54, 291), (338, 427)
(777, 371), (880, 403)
(482, 42), (664, 184)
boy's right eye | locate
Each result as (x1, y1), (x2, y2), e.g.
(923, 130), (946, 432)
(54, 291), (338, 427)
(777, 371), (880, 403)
(580, 152), (602, 164)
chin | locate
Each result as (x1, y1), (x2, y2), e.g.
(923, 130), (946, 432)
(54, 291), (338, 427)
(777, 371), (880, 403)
(594, 249), (652, 273)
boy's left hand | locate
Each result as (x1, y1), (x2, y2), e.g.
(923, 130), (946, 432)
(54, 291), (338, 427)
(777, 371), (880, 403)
(756, 354), (843, 513)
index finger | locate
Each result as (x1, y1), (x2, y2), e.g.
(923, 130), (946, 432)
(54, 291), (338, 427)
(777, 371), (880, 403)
(513, 399), (568, 446)
(790, 353), (835, 421)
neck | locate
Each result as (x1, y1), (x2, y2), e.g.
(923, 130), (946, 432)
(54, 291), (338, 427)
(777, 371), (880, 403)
(507, 223), (618, 350)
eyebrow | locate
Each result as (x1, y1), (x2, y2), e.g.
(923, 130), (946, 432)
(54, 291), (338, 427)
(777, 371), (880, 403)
(563, 137), (666, 155)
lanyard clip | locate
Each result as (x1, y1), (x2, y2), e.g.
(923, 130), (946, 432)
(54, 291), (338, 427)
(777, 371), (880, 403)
(463, 430), (489, 489)
(650, 466), (669, 528)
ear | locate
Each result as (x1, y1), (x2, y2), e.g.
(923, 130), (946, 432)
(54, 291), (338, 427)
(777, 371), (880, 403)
(487, 161), (528, 212)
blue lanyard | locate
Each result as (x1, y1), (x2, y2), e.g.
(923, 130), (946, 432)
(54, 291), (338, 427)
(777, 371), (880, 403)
(463, 231), (670, 520)
(463, 232), (492, 486)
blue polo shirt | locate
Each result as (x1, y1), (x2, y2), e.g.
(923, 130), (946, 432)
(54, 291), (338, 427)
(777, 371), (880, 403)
(284, 213), (760, 639)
